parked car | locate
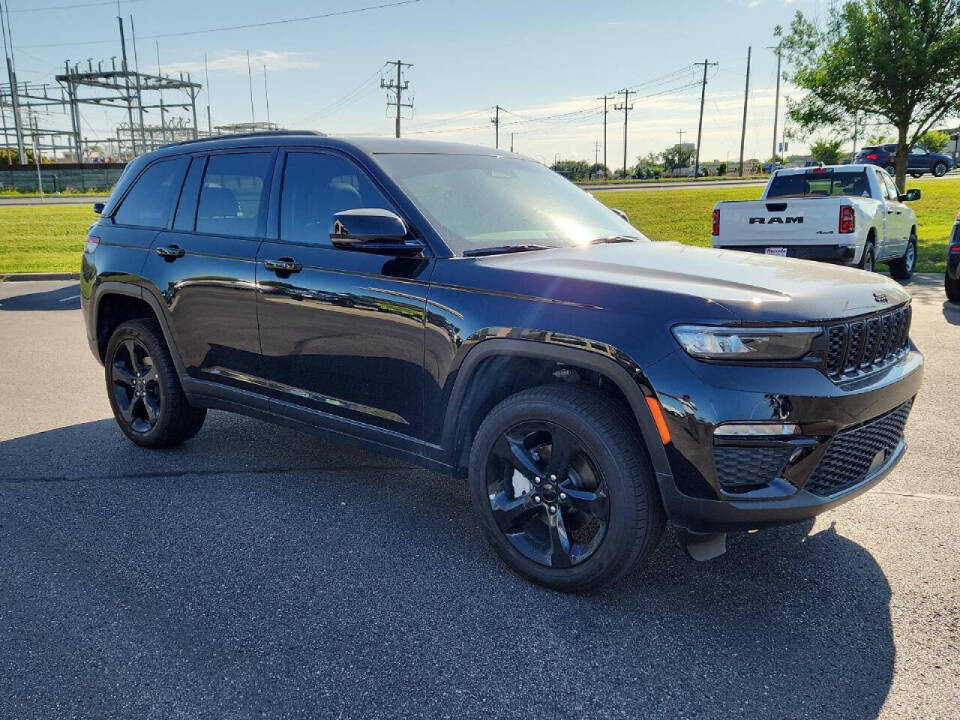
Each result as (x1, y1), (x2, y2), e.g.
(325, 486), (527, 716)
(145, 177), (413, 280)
(81, 133), (923, 592)
(712, 164), (920, 278)
(855, 143), (953, 178)
(946, 211), (960, 301)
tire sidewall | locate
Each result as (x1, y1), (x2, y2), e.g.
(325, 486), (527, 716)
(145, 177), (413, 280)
(934, 162), (947, 177)
(860, 242), (875, 272)
(469, 392), (653, 591)
(905, 236), (917, 273)
(104, 321), (173, 445)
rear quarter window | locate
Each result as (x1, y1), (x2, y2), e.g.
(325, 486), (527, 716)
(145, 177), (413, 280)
(113, 156), (189, 228)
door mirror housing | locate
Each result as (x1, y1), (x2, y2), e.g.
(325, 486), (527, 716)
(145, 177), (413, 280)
(900, 189), (921, 202)
(93, 202), (105, 215)
(330, 208), (424, 256)
(610, 207), (630, 222)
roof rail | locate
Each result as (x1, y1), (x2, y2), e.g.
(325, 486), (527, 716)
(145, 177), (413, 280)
(159, 130), (326, 149)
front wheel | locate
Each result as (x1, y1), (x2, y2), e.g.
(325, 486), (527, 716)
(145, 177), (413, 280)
(859, 241), (876, 273)
(468, 384), (665, 593)
(889, 234), (917, 280)
(104, 319), (206, 448)
(933, 161), (948, 177)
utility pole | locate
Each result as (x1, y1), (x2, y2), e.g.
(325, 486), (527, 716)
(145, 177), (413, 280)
(117, 15), (136, 155)
(770, 42), (782, 167)
(263, 65), (271, 125)
(246, 49), (255, 125)
(1, 0), (26, 163)
(693, 58), (718, 179)
(596, 94), (613, 171)
(593, 140), (600, 165)
(614, 89), (633, 177)
(738, 46), (751, 177)
(491, 105), (501, 148)
(676, 129), (685, 174)
(203, 52), (212, 134)
(852, 111), (859, 160)
(381, 59), (412, 138)
(130, 15), (146, 149)
(510, 132), (515, 153)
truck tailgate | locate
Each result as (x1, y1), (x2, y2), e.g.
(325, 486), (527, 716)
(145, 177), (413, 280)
(715, 198), (844, 246)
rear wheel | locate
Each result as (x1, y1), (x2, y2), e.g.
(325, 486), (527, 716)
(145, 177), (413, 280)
(888, 233), (917, 280)
(104, 319), (206, 448)
(468, 384), (665, 593)
(947, 273), (960, 302)
(859, 241), (876, 272)
(911, 172), (924, 179)
(933, 161), (948, 177)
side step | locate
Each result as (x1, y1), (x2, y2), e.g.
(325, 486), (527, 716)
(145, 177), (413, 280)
(676, 529), (727, 562)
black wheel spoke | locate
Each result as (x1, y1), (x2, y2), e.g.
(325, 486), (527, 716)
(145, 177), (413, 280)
(492, 431), (542, 479)
(120, 394), (138, 423)
(123, 339), (141, 373)
(112, 365), (136, 387)
(489, 490), (538, 532)
(559, 484), (608, 518)
(143, 395), (159, 423)
(141, 365), (158, 385)
(545, 425), (577, 478)
(547, 509), (573, 568)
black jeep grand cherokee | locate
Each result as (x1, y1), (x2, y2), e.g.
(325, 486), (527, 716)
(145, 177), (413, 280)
(81, 132), (923, 592)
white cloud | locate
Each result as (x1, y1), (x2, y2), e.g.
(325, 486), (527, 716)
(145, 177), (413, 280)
(164, 50), (320, 77)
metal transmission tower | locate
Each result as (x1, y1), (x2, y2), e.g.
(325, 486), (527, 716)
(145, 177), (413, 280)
(1, 0), (26, 163)
(381, 59), (412, 138)
(692, 58), (718, 179)
(596, 94), (613, 170)
(491, 105), (502, 148)
(614, 89), (633, 177)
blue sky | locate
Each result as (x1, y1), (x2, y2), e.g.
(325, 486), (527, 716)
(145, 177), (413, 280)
(4, 0), (824, 163)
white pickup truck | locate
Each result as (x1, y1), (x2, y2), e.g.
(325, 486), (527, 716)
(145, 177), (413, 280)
(712, 164), (920, 279)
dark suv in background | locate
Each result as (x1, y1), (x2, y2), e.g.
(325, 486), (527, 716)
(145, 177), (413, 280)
(82, 132), (923, 592)
(856, 143), (954, 177)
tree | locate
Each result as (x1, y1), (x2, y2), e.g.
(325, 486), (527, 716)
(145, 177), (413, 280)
(810, 137), (845, 165)
(716, 162), (727, 176)
(662, 144), (694, 172)
(778, 0), (960, 190)
(917, 129), (950, 152)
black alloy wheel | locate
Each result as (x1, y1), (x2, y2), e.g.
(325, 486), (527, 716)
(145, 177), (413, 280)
(109, 337), (162, 434)
(486, 420), (610, 569)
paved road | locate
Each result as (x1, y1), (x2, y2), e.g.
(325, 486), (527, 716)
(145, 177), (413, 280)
(1, 278), (958, 719)
(0, 195), (109, 206)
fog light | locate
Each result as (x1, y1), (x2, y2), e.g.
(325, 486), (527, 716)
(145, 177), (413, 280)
(714, 422), (800, 437)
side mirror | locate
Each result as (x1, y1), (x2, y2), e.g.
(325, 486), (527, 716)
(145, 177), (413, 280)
(93, 202), (105, 215)
(330, 208), (424, 256)
(901, 189), (921, 202)
(610, 207), (630, 223)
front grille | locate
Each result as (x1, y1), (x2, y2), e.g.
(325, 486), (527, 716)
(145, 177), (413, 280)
(805, 400), (912, 497)
(824, 305), (911, 380)
(714, 445), (795, 491)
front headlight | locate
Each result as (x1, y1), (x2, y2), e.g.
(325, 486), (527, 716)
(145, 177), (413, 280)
(672, 325), (822, 360)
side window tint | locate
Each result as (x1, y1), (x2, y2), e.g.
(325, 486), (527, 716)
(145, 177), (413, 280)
(882, 173), (899, 200)
(172, 156), (206, 231)
(196, 152), (272, 237)
(114, 156), (189, 228)
(280, 152), (394, 246)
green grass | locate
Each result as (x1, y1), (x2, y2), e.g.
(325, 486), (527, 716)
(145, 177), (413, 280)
(2, 177), (958, 275)
(594, 176), (959, 273)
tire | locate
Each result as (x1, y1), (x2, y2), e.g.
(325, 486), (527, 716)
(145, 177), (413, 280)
(911, 172), (924, 179)
(104, 318), (206, 448)
(888, 234), (917, 280)
(933, 161), (948, 177)
(947, 273), (960, 302)
(858, 241), (876, 273)
(468, 384), (665, 593)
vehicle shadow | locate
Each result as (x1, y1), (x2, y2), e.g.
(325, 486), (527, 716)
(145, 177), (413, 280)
(0, 416), (894, 719)
(0, 283), (81, 311)
(943, 299), (960, 325)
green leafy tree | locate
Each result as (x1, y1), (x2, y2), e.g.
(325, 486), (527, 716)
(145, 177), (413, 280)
(716, 162), (727, 176)
(865, 132), (893, 145)
(810, 137), (845, 165)
(777, 1), (960, 190)
(916, 129), (950, 152)
(662, 144), (694, 171)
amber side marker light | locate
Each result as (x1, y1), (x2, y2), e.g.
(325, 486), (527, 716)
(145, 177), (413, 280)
(645, 396), (672, 445)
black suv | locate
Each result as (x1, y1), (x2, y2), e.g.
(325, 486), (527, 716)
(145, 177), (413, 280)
(856, 143), (954, 177)
(82, 132), (923, 592)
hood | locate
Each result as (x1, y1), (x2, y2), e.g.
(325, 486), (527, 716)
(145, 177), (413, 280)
(479, 241), (910, 323)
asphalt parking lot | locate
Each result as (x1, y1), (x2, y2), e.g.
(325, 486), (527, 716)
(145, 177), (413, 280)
(1, 277), (958, 719)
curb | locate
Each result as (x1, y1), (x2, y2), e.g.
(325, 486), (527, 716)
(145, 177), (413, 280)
(0, 272), (80, 282)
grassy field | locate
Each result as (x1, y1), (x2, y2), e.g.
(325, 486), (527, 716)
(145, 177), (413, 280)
(1, 177), (958, 275)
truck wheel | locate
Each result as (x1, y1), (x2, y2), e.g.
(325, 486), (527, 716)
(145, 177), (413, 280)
(468, 384), (665, 593)
(947, 274), (960, 302)
(933, 161), (948, 177)
(859, 241), (876, 272)
(888, 234), (917, 280)
(104, 319), (206, 448)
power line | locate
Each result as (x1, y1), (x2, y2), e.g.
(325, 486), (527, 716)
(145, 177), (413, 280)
(20, 0), (422, 48)
(10, 0), (143, 13)
(596, 94), (613, 170)
(613, 88), (634, 177)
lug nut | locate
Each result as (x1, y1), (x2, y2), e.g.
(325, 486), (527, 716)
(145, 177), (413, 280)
(533, 495), (541, 503)
(549, 474), (557, 481)
(549, 506), (557, 514)
(534, 476), (541, 484)
(559, 492), (567, 500)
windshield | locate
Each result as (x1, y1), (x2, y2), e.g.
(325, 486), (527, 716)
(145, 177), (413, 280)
(767, 170), (871, 199)
(373, 153), (648, 255)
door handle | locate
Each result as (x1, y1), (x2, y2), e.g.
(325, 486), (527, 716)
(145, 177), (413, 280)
(264, 257), (302, 274)
(156, 244), (185, 259)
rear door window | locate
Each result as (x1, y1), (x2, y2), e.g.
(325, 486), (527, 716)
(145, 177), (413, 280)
(113, 156), (189, 228)
(196, 152), (273, 237)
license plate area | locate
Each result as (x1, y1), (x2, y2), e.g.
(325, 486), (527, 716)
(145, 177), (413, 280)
(765, 247), (788, 257)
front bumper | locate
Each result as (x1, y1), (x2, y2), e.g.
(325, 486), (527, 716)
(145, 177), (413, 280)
(714, 244), (857, 264)
(646, 345), (923, 534)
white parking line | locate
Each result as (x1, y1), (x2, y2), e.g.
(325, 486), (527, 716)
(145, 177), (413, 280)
(58, 294), (80, 302)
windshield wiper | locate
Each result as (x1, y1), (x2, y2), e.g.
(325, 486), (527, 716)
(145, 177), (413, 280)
(462, 244), (551, 257)
(590, 235), (640, 244)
